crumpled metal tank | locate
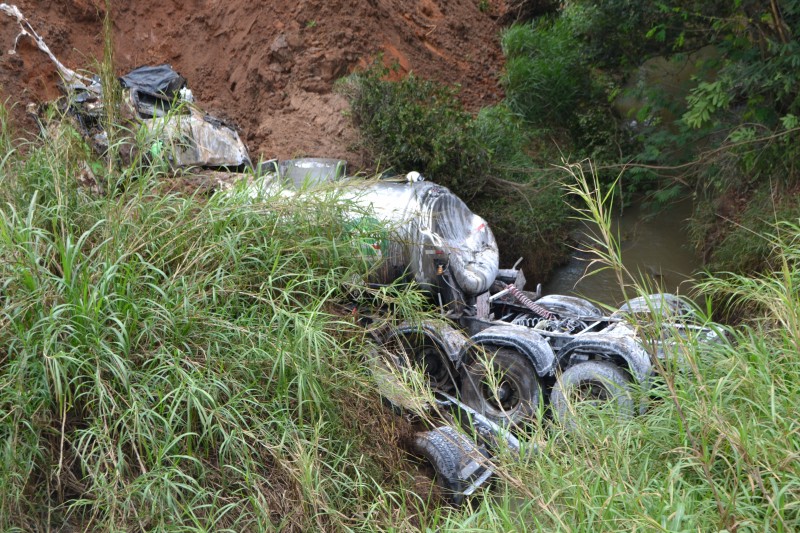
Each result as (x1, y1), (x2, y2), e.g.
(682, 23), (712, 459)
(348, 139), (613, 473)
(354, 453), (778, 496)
(340, 178), (499, 297)
(243, 159), (499, 299)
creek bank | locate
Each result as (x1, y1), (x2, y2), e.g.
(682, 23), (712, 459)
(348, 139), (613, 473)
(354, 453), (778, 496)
(544, 198), (701, 307)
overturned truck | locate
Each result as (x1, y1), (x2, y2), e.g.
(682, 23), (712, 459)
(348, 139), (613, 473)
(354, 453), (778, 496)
(240, 160), (720, 430)
(25, 26), (717, 496)
(236, 159), (721, 502)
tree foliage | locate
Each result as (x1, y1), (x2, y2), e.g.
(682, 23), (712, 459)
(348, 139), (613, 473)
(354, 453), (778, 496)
(502, 0), (800, 272)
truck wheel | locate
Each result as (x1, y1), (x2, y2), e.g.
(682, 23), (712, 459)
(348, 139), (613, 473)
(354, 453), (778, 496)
(614, 293), (693, 321)
(412, 426), (475, 506)
(536, 294), (603, 318)
(550, 360), (634, 429)
(384, 331), (458, 393)
(460, 347), (539, 426)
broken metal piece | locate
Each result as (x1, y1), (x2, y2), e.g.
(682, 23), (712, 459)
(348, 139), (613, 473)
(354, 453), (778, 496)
(141, 108), (251, 169)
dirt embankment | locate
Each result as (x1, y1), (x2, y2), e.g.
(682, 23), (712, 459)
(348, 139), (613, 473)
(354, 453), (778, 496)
(0, 0), (506, 165)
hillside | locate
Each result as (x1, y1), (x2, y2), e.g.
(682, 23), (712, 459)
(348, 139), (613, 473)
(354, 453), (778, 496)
(0, 0), (506, 164)
(1, 2), (800, 531)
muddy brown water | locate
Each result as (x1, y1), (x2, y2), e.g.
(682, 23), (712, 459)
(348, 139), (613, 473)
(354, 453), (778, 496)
(542, 199), (702, 309)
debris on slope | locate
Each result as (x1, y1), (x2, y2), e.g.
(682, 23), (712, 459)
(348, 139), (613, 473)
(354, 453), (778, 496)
(0, 0), (506, 164)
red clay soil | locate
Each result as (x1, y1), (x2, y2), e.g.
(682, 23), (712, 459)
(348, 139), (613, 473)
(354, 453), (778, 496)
(0, 0), (507, 166)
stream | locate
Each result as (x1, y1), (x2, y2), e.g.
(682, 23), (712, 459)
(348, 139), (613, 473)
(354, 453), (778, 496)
(542, 199), (702, 308)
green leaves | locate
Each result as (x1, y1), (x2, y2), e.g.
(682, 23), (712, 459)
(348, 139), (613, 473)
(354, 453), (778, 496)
(683, 80), (732, 129)
(780, 113), (799, 130)
(339, 68), (490, 197)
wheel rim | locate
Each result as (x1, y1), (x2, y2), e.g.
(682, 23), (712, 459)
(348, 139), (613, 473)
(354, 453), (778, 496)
(417, 345), (454, 392)
(573, 379), (612, 406)
(387, 333), (456, 393)
(479, 366), (522, 413)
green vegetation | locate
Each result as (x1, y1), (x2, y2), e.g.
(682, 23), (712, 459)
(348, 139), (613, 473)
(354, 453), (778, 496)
(500, 1), (800, 271)
(3, 103), (798, 529)
(424, 164), (800, 531)
(0, 108), (438, 530)
(339, 66), (570, 279)
(3, 3), (800, 530)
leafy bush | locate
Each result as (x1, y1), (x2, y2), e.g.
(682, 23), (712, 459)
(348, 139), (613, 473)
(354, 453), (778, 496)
(501, 8), (630, 183)
(502, 0), (800, 270)
(501, 17), (591, 131)
(694, 181), (800, 274)
(339, 66), (489, 199)
(340, 68), (572, 278)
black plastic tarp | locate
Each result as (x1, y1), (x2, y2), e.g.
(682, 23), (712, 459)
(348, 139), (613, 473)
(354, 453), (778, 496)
(119, 65), (186, 97)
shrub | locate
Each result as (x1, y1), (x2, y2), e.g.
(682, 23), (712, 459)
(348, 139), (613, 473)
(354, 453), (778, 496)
(501, 17), (590, 131)
(501, 9), (630, 185)
(339, 66), (489, 199)
(341, 68), (573, 278)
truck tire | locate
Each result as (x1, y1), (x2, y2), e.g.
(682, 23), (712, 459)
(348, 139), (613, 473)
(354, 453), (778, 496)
(460, 347), (540, 426)
(412, 426), (476, 506)
(614, 293), (693, 321)
(550, 360), (634, 430)
(383, 330), (458, 393)
(536, 294), (603, 318)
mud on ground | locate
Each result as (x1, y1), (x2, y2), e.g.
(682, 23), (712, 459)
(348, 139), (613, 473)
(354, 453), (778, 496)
(0, 0), (507, 166)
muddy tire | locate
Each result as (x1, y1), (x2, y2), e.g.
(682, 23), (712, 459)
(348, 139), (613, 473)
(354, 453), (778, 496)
(536, 294), (603, 319)
(614, 293), (693, 321)
(460, 347), (540, 426)
(383, 331), (458, 394)
(412, 426), (476, 506)
(550, 360), (634, 429)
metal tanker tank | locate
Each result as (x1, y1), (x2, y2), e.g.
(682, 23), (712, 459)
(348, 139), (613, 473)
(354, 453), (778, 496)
(249, 159), (499, 310)
(341, 176), (499, 309)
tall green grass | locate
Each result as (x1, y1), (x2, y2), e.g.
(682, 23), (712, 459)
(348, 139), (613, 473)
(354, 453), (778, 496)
(2, 97), (799, 531)
(0, 108), (439, 531)
(417, 163), (799, 532)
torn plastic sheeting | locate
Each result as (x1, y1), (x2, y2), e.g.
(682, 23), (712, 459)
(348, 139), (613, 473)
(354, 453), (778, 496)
(143, 108), (250, 168)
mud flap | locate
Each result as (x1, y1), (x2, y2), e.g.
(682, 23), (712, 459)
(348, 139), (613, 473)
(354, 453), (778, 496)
(556, 332), (653, 415)
(463, 324), (556, 376)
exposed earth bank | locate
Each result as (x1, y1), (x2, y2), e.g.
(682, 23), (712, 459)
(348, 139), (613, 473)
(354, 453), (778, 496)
(0, 0), (508, 166)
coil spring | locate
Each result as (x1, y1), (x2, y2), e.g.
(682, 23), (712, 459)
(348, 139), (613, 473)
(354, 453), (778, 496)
(511, 315), (589, 334)
(511, 315), (550, 329)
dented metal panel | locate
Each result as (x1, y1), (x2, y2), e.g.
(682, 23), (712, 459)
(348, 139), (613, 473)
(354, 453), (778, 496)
(340, 179), (500, 298)
(466, 324), (556, 376)
(556, 331), (653, 384)
(142, 108), (251, 168)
